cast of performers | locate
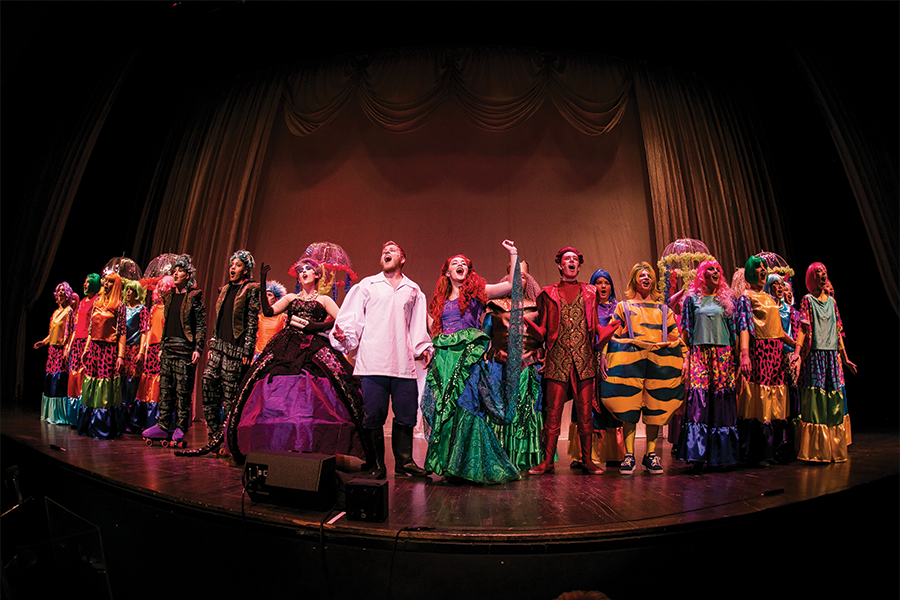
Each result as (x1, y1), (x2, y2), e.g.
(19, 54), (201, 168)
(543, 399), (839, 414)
(211, 258), (367, 465)
(330, 241), (433, 479)
(420, 241), (522, 484)
(527, 247), (609, 476)
(254, 280), (287, 361)
(76, 272), (128, 439)
(486, 260), (545, 472)
(569, 269), (627, 470)
(792, 262), (856, 463)
(34, 282), (78, 425)
(131, 276), (174, 432)
(201, 250), (260, 447)
(600, 262), (685, 474)
(675, 260), (740, 469)
(142, 255), (206, 446)
(121, 279), (151, 433)
(735, 256), (798, 466)
(65, 274), (101, 424)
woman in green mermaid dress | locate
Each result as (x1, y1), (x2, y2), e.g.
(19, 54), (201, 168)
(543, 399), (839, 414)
(421, 241), (522, 484)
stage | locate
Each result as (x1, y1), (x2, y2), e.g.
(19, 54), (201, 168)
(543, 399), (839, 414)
(2, 408), (897, 600)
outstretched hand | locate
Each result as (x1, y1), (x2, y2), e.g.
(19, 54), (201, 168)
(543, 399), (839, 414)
(502, 239), (517, 255)
(260, 262), (271, 281)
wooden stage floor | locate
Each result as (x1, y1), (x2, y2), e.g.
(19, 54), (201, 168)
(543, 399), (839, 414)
(2, 407), (898, 600)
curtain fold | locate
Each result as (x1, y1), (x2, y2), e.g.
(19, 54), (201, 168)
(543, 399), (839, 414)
(792, 45), (899, 315)
(283, 48), (632, 136)
(7, 55), (134, 401)
(146, 68), (284, 290)
(634, 62), (787, 276)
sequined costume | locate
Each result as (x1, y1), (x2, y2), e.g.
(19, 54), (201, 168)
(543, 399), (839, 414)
(40, 306), (75, 424)
(122, 303), (150, 432)
(485, 298), (544, 471)
(67, 294), (98, 424)
(797, 295), (848, 462)
(421, 299), (520, 484)
(735, 290), (791, 463)
(676, 294), (739, 466)
(132, 302), (165, 431)
(226, 299), (366, 463)
(76, 303), (127, 438)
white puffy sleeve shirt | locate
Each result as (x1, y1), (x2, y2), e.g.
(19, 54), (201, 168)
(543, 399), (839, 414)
(329, 272), (433, 379)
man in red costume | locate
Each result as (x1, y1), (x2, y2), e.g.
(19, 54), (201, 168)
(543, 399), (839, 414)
(527, 247), (612, 475)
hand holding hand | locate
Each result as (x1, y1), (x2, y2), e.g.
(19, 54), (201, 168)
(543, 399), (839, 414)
(333, 323), (345, 343)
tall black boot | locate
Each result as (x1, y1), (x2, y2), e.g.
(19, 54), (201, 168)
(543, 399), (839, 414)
(392, 423), (428, 477)
(363, 427), (386, 480)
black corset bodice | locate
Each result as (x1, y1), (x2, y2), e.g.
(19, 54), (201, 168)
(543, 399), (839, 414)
(289, 298), (327, 325)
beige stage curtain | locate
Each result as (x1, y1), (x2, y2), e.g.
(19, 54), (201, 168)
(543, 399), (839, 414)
(634, 62), (787, 277)
(143, 68), (284, 301)
(285, 48), (632, 136)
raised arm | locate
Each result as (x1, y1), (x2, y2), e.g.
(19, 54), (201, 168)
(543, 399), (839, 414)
(484, 240), (519, 299)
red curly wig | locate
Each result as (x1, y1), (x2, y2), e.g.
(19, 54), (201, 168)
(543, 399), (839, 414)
(428, 255), (488, 337)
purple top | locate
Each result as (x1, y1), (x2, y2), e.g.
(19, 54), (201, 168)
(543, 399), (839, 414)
(441, 299), (483, 335)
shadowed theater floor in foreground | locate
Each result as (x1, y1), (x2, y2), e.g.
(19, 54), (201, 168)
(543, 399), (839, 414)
(1, 408), (897, 600)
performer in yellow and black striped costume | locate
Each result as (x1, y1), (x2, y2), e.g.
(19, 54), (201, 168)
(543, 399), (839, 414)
(600, 262), (685, 474)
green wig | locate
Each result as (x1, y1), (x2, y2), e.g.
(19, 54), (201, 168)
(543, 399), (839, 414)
(122, 278), (146, 304)
(85, 273), (101, 295)
(743, 256), (766, 286)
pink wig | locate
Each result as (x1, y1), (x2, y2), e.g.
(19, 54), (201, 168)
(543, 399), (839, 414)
(805, 262), (827, 294)
(688, 260), (734, 315)
(154, 275), (175, 304)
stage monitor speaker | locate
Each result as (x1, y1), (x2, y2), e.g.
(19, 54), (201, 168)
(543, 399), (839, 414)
(346, 478), (388, 522)
(243, 450), (336, 511)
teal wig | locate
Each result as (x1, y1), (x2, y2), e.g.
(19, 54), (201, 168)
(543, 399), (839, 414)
(85, 273), (101, 295)
(743, 256), (766, 286)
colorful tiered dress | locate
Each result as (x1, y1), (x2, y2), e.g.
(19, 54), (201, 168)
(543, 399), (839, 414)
(797, 295), (848, 462)
(735, 290), (791, 463)
(227, 299), (366, 464)
(422, 299), (520, 484)
(122, 303), (150, 432)
(40, 306), (75, 424)
(67, 295), (97, 424)
(77, 302), (127, 439)
(131, 302), (164, 431)
(676, 295), (739, 466)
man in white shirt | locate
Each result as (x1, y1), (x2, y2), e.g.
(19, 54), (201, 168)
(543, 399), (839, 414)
(330, 241), (433, 479)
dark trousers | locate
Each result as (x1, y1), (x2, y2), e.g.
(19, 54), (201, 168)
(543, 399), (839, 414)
(360, 376), (419, 429)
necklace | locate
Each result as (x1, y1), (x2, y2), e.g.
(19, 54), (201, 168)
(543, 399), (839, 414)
(298, 289), (318, 302)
